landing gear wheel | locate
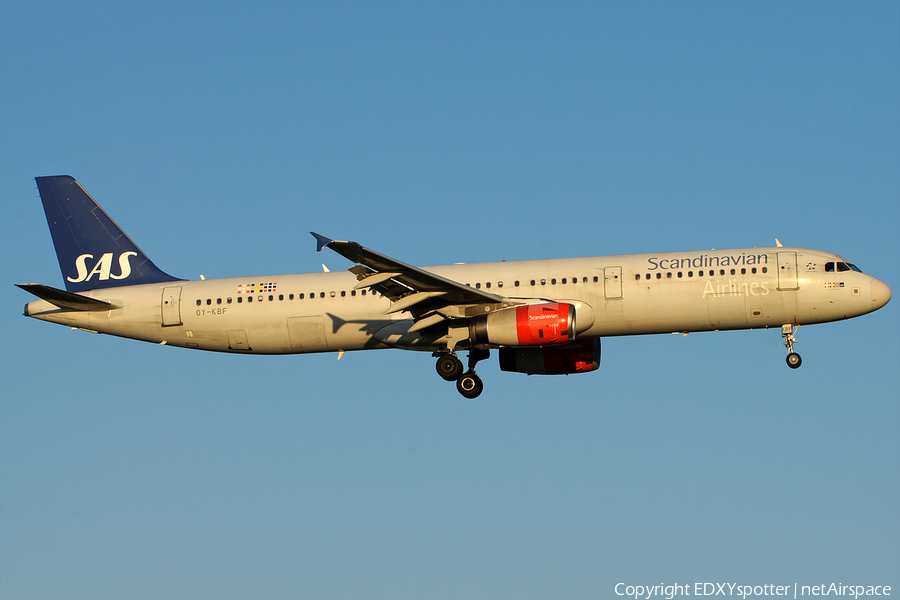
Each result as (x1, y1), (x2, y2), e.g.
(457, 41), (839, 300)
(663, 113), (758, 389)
(436, 354), (463, 381)
(456, 372), (483, 399)
(786, 352), (802, 369)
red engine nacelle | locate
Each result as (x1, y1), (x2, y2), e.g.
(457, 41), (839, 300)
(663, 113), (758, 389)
(470, 302), (575, 347)
(498, 337), (601, 375)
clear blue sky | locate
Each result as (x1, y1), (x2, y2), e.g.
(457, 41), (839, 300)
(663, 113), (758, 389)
(1, 2), (898, 599)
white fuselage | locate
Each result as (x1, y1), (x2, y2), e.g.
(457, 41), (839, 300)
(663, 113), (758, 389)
(24, 246), (890, 355)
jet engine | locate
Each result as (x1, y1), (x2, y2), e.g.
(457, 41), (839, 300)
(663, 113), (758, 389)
(498, 337), (600, 375)
(469, 302), (575, 347)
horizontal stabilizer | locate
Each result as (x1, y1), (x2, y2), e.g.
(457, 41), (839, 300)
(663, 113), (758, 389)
(17, 283), (115, 312)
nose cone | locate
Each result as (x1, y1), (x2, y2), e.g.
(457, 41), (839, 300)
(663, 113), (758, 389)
(871, 278), (892, 311)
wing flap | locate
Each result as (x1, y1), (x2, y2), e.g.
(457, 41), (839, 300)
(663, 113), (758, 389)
(384, 291), (448, 315)
(353, 271), (403, 289)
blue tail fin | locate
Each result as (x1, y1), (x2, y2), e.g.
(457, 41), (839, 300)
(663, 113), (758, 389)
(35, 176), (181, 292)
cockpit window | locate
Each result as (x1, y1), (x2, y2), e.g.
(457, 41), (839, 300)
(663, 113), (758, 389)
(837, 262), (862, 272)
(826, 261), (863, 273)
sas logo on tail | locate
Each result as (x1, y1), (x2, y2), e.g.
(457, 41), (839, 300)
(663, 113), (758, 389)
(68, 252), (138, 283)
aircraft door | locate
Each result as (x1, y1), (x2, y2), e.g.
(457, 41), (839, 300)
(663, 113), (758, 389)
(288, 316), (329, 351)
(604, 266), (623, 299)
(777, 252), (799, 290)
(227, 330), (251, 351)
(161, 286), (182, 326)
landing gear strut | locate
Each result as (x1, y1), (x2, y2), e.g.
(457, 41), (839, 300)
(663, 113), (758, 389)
(782, 324), (802, 369)
(435, 349), (489, 398)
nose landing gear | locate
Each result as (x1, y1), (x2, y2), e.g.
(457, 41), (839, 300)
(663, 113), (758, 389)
(782, 324), (802, 369)
(434, 349), (489, 398)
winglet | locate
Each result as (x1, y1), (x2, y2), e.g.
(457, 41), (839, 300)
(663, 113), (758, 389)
(311, 232), (334, 253)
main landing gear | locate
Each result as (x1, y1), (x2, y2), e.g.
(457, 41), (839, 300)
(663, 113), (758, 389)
(782, 324), (802, 369)
(435, 349), (489, 398)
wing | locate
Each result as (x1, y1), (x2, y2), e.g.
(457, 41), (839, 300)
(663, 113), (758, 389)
(312, 233), (516, 333)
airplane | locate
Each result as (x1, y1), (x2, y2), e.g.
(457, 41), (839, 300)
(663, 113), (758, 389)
(18, 175), (892, 398)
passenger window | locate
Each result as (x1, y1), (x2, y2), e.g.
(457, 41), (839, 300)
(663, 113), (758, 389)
(268, 295), (273, 301)
(678, 272), (683, 278)
(196, 299), (201, 306)
(498, 282), (503, 288)
(656, 273), (661, 279)
(593, 276), (599, 283)
(279, 294), (284, 301)
(762, 267), (768, 273)
(217, 298), (222, 305)
(688, 271), (693, 277)
(248, 296), (253, 303)
(635, 274), (641, 281)
(752, 268), (757, 274)
(741, 268), (746, 275)
(206, 299), (212, 305)
(237, 297), (243, 303)
(540, 279), (546, 285)
(645, 274), (651, 280)
(227, 298), (232, 304)
(289, 294), (294, 300)
(551, 279), (556, 285)
(561, 278), (566, 284)
(667, 272), (672, 278)
(514, 281), (520, 287)
(320, 292), (325, 298)
(341, 291), (346, 297)
(730, 269), (735, 275)
(486, 282), (491, 288)
(476, 283), (481, 289)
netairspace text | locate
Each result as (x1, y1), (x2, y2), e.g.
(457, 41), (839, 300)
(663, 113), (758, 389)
(615, 583), (892, 600)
